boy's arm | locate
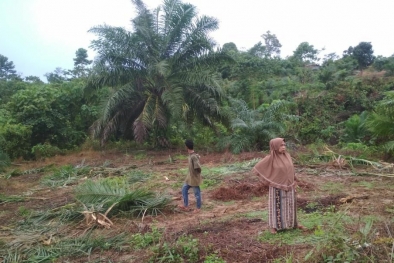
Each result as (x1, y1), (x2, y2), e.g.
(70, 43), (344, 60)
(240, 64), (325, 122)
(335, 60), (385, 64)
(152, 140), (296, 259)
(192, 155), (201, 173)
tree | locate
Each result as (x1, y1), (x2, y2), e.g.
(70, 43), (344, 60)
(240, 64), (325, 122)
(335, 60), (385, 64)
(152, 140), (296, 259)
(348, 42), (375, 72)
(261, 30), (281, 57)
(366, 91), (394, 155)
(373, 55), (394, 76)
(71, 48), (92, 78)
(25, 76), (44, 84)
(45, 67), (69, 83)
(291, 42), (320, 63)
(218, 99), (297, 153)
(0, 54), (20, 80)
(247, 41), (266, 57)
(88, 0), (230, 146)
(73, 48), (92, 66)
(5, 82), (93, 150)
(247, 31), (281, 58)
(222, 42), (238, 53)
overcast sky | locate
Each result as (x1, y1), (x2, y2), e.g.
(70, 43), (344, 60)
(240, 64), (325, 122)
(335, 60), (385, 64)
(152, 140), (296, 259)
(1, 0), (393, 80)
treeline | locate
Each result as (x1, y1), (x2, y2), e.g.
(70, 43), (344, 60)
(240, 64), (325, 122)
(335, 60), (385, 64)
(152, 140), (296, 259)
(1, 0), (394, 168)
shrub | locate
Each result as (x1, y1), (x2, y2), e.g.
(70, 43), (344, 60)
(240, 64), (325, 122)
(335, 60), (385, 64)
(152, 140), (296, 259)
(32, 143), (63, 159)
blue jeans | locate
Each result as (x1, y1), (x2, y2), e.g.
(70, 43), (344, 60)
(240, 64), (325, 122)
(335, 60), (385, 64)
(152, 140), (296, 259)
(182, 184), (201, 209)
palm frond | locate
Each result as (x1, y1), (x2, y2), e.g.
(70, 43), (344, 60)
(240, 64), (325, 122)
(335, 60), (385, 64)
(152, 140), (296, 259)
(74, 179), (129, 208)
(74, 179), (170, 216)
(161, 86), (184, 119)
(383, 140), (394, 153)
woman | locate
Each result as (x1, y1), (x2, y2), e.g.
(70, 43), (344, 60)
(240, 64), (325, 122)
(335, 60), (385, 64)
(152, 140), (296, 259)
(253, 138), (304, 234)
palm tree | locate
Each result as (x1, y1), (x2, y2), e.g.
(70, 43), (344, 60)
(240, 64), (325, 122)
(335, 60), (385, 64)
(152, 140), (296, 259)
(366, 91), (394, 154)
(218, 99), (298, 153)
(88, 0), (230, 146)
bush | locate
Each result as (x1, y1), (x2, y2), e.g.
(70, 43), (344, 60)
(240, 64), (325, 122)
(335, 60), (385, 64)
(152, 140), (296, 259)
(0, 123), (32, 159)
(0, 149), (11, 172)
(31, 143), (63, 159)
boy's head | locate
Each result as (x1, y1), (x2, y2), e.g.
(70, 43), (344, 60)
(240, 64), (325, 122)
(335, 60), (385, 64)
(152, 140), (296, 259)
(185, 139), (194, 150)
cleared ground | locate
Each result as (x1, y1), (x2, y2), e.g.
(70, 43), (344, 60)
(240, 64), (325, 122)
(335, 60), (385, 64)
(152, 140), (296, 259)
(1, 149), (393, 262)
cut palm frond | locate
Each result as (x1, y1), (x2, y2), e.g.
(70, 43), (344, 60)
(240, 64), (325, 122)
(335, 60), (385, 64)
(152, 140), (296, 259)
(74, 179), (170, 217)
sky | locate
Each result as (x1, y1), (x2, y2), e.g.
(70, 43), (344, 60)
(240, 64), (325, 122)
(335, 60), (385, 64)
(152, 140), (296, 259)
(1, 0), (393, 81)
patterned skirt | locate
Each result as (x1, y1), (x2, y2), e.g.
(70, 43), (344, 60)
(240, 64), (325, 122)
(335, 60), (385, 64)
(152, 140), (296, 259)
(268, 186), (297, 230)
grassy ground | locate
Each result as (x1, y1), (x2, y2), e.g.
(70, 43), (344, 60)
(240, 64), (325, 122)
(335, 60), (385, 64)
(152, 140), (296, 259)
(0, 149), (393, 262)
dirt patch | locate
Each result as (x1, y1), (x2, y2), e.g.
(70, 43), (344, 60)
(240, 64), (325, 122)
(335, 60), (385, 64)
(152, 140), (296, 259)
(169, 219), (300, 263)
(298, 194), (348, 213)
(210, 182), (268, 201)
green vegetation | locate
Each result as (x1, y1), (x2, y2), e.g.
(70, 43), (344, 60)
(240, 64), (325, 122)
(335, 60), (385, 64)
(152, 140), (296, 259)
(74, 178), (171, 216)
(0, 0), (393, 163)
(130, 226), (162, 249)
(1, 0), (394, 262)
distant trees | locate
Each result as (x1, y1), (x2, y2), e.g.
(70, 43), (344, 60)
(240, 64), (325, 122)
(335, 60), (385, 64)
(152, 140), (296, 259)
(72, 48), (92, 78)
(344, 42), (375, 72)
(1, 0), (394, 161)
(247, 31), (282, 58)
(45, 67), (68, 83)
(291, 42), (320, 63)
(373, 55), (394, 76)
(261, 31), (282, 58)
(0, 54), (20, 80)
(44, 48), (92, 82)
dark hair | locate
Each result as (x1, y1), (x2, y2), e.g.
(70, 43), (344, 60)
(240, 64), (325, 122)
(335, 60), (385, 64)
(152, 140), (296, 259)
(185, 139), (194, 150)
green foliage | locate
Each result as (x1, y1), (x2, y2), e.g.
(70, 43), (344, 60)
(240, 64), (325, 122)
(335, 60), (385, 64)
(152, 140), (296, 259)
(350, 42), (375, 71)
(130, 226), (162, 249)
(219, 99), (297, 153)
(340, 112), (369, 143)
(0, 78), (28, 104)
(204, 254), (226, 263)
(378, 56), (394, 76)
(258, 228), (309, 245)
(126, 169), (152, 184)
(17, 206), (32, 218)
(0, 123), (32, 159)
(88, 0), (231, 147)
(0, 148), (11, 172)
(1, 232), (127, 262)
(150, 234), (199, 263)
(366, 90), (394, 155)
(303, 213), (374, 263)
(291, 42), (320, 63)
(339, 142), (377, 159)
(4, 82), (93, 154)
(0, 54), (20, 80)
(74, 179), (170, 216)
(41, 165), (81, 187)
(0, 194), (24, 204)
(31, 143), (63, 159)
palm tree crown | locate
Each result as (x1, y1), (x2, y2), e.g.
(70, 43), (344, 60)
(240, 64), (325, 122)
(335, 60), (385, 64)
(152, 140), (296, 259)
(88, 0), (230, 146)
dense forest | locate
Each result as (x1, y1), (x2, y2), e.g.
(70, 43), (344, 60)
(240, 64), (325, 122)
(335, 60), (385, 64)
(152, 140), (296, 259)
(1, 0), (394, 169)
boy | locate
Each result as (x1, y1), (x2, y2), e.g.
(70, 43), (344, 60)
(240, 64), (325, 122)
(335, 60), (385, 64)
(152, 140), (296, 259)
(179, 139), (202, 212)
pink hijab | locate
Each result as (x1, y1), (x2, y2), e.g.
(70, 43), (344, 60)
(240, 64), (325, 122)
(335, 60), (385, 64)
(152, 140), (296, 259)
(253, 138), (295, 191)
